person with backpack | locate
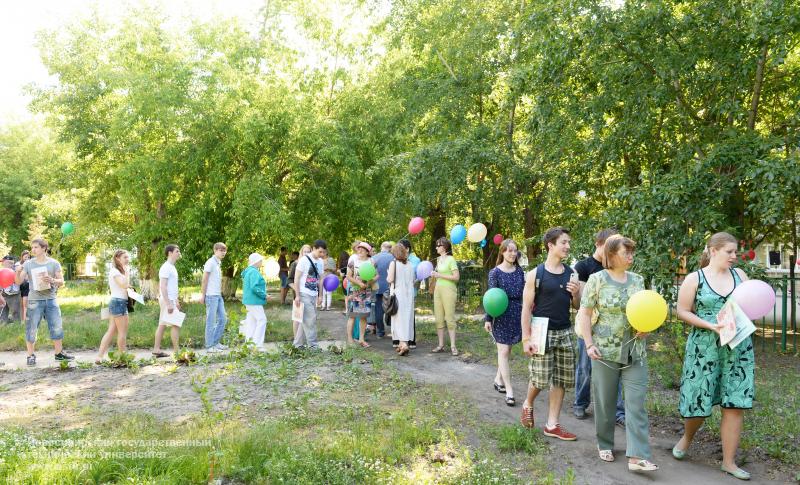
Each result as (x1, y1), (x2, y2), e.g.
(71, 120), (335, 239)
(293, 240), (326, 349)
(519, 227), (580, 441)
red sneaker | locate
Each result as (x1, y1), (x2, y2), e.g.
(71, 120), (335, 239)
(520, 404), (534, 428)
(543, 423), (577, 441)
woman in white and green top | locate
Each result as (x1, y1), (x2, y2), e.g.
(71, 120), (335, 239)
(431, 237), (460, 355)
(576, 235), (658, 473)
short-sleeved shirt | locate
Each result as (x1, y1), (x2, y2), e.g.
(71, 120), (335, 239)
(108, 267), (128, 299)
(575, 256), (603, 283)
(203, 256), (222, 296)
(159, 261), (179, 301)
(580, 270), (645, 364)
(531, 264), (574, 330)
(324, 257), (336, 273)
(372, 251), (395, 294)
(296, 256), (323, 297)
(23, 258), (62, 300)
(278, 254), (289, 275)
(435, 255), (458, 289)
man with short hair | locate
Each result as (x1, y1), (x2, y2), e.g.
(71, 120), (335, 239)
(372, 241), (394, 338)
(520, 227), (580, 440)
(153, 244), (182, 358)
(572, 229), (626, 424)
(15, 239), (73, 365)
(278, 247), (290, 305)
(287, 250), (300, 303)
(201, 242), (228, 353)
(293, 240), (326, 349)
(1, 256), (21, 323)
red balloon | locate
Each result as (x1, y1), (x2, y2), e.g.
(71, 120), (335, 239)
(747, 249), (756, 261)
(493, 234), (503, 245)
(0, 268), (15, 288)
(408, 217), (425, 235)
(796, 258), (800, 266)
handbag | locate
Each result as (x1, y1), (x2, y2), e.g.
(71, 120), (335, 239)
(382, 261), (399, 316)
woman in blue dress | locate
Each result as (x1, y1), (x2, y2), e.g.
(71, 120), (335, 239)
(484, 239), (525, 406)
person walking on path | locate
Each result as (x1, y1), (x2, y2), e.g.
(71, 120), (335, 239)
(15, 238), (74, 366)
(278, 247), (290, 305)
(241, 253), (267, 350)
(290, 245), (311, 340)
(19, 250), (30, 324)
(519, 227), (579, 441)
(153, 244), (182, 358)
(576, 235), (658, 472)
(346, 241), (375, 347)
(97, 249), (132, 363)
(484, 239), (525, 407)
(673, 232), (753, 481)
(201, 242), (228, 353)
(387, 242), (415, 355)
(372, 241), (394, 338)
(321, 248), (337, 311)
(573, 229), (626, 425)
(431, 237), (459, 355)
(293, 240), (326, 349)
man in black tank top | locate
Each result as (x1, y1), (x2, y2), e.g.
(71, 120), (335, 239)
(520, 227), (581, 441)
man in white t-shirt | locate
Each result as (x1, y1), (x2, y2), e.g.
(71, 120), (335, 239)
(153, 244), (182, 358)
(201, 242), (228, 352)
(293, 240), (326, 349)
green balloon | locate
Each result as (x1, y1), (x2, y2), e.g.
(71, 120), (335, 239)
(358, 261), (377, 281)
(483, 288), (509, 318)
(61, 222), (75, 235)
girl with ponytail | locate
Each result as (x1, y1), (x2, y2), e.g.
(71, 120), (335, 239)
(673, 232), (754, 480)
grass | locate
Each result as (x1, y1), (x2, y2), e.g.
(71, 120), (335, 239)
(0, 346), (539, 484)
(0, 281), (327, 351)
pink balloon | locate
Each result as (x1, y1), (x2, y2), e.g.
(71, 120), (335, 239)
(0, 268), (14, 288)
(731, 279), (776, 320)
(408, 217), (425, 235)
(493, 234), (503, 245)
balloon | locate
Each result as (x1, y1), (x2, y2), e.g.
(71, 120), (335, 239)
(450, 225), (467, 245)
(358, 261), (377, 281)
(493, 234), (503, 245)
(264, 259), (280, 278)
(731, 280), (776, 320)
(61, 222), (74, 235)
(467, 223), (487, 243)
(480, 239), (487, 248)
(483, 288), (509, 318)
(323, 274), (340, 292)
(625, 290), (668, 332)
(796, 258), (800, 267)
(747, 249), (756, 261)
(408, 217), (425, 235)
(416, 260), (433, 281)
(0, 268), (14, 288)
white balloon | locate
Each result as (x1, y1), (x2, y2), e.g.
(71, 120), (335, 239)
(467, 223), (487, 243)
(264, 259), (281, 278)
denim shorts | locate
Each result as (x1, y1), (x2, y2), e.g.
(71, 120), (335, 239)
(280, 273), (289, 288)
(109, 297), (129, 316)
(25, 298), (64, 343)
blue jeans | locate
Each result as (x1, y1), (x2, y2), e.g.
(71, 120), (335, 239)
(25, 299), (63, 343)
(374, 294), (386, 337)
(575, 338), (625, 420)
(204, 295), (227, 348)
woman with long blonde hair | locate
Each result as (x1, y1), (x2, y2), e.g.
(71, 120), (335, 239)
(97, 250), (131, 363)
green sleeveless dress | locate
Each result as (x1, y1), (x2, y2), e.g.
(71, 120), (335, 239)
(678, 269), (755, 418)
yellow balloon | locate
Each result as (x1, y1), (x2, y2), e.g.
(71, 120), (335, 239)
(264, 259), (281, 279)
(467, 223), (487, 243)
(625, 290), (668, 332)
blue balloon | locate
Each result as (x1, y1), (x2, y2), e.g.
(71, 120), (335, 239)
(409, 254), (421, 272)
(450, 225), (467, 244)
(480, 239), (487, 248)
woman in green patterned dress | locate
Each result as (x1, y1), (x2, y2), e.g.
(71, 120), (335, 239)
(674, 232), (754, 481)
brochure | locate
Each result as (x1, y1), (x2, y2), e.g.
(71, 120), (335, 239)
(530, 317), (549, 355)
(100, 307), (110, 320)
(292, 300), (304, 323)
(161, 309), (186, 327)
(127, 288), (144, 304)
(30, 266), (51, 292)
(717, 299), (756, 348)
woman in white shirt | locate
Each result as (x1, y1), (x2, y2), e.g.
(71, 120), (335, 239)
(97, 250), (131, 363)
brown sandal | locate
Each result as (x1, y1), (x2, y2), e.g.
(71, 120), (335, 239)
(431, 346), (445, 353)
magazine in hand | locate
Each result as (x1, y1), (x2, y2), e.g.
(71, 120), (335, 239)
(717, 299), (756, 348)
(292, 300), (304, 323)
(161, 309), (186, 327)
(30, 266), (51, 292)
(127, 288), (144, 304)
(530, 317), (548, 355)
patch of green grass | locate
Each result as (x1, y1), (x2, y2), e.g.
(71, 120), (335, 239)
(489, 424), (548, 454)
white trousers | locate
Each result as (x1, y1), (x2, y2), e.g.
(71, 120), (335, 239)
(241, 305), (267, 348)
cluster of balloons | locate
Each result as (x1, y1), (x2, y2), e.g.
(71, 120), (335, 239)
(0, 268), (15, 287)
(450, 223), (505, 248)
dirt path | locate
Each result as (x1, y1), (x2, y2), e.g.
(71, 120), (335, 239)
(313, 310), (787, 485)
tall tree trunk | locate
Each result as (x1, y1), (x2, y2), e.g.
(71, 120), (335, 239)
(428, 204), (447, 261)
(747, 43), (769, 131)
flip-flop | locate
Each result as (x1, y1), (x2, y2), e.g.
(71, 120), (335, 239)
(628, 460), (658, 472)
(431, 346), (445, 353)
(359, 341), (371, 348)
(493, 382), (506, 393)
(152, 351), (169, 358)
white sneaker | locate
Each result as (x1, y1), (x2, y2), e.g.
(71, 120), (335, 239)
(215, 343), (228, 350)
(206, 346), (222, 353)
